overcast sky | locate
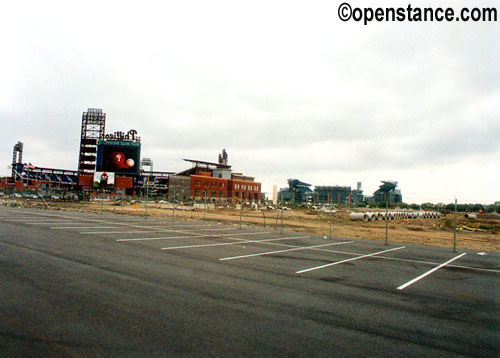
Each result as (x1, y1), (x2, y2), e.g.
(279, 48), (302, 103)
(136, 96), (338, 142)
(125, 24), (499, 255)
(1, 0), (498, 204)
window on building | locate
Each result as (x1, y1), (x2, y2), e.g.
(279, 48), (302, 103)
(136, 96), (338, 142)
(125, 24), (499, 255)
(211, 190), (216, 197)
(194, 189), (201, 196)
(220, 191), (225, 197)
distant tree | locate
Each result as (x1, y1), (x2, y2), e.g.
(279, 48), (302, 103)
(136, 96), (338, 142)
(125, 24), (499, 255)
(421, 202), (434, 210)
(471, 203), (485, 212)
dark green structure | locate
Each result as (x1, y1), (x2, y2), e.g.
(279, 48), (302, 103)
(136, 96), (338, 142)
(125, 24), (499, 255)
(279, 179), (313, 203)
(373, 181), (402, 203)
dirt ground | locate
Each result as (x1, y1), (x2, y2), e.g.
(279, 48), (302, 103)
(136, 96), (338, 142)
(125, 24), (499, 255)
(6, 199), (499, 252)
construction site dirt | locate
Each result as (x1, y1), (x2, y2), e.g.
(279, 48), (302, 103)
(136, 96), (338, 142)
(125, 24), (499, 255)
(4, 199), (499, 253)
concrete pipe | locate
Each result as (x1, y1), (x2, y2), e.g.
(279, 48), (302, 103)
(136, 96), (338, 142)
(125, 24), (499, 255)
(464, 213), (477, 219)
(349, 212), (365, 221)
(364, 212), (376, 221)
(377, 212), (384, 220)
(389, 212), (395, 220)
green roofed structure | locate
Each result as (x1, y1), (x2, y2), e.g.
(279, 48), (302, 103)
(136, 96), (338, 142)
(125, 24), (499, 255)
(279, 179), (313, 203)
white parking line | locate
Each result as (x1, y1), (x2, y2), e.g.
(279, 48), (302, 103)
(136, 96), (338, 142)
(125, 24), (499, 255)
(296, 246), (406, 274)
(80, 227), (237, 235)
(397, 253), (467, 290)
(51, 225), (124, 229)
(220, 241), (354, 261)
(117, 231), (271, 241)
(161, 236), (309, 250)
(3, 209), (497, 275)
(5, 219), (71, 223)
(25, 221), (75, 225)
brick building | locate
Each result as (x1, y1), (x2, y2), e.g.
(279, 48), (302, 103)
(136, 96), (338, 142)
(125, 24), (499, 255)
(178, 159), (261, 202)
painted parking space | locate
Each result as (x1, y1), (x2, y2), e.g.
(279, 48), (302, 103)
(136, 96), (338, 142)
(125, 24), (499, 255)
(0, 206), (498, 293)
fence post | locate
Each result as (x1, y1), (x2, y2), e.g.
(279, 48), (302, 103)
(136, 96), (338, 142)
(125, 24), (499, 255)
(239, 200), (243, 229)
(204, 193), (207, 225)
(329, 197), (333, 239)
(385, 193), (389, 245)
(280, 207), (283, 234)
(453, 198), (457, 252)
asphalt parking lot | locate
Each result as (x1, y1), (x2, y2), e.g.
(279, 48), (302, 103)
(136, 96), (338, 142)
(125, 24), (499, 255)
(0, 206), (498, 356)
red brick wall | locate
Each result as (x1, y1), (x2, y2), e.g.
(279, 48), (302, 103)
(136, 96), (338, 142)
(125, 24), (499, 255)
(79, 175), (133, 190)
(229, 179), (261, 201)
(78, 175), (93, 190)
(190, 175), (229, 200)
(115, 176), (133, 189)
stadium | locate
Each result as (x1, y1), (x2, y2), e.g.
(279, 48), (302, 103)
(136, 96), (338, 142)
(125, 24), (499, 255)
(1, 108), (261, 203)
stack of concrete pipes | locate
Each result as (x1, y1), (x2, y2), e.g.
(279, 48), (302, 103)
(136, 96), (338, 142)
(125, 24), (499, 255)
(349, 211), (441, 222)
